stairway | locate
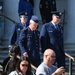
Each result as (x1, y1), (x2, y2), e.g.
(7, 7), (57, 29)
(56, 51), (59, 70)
(0, 37), (75, 74)
(0, 37), (9, 71)
(64, 41), (75, 74)
(0, 38), (9, 59)
(0, 46), (9, 63)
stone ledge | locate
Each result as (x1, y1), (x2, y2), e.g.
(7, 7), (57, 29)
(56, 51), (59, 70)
(65, 72), (75, 75)
(0, 46), (8, 50)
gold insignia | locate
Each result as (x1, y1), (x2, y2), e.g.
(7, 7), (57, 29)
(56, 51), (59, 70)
(59, 12), (62, 15)
(25, 12), (27, 15)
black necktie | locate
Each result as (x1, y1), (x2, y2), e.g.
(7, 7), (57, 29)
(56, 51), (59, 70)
(32, 31), (36, 39)
(55, 25), (58, 29)
(23, 25), (26, 29)
(32, 31), (34, 36)
(55, 25), (57, 28)
(55, 25), (59, 31)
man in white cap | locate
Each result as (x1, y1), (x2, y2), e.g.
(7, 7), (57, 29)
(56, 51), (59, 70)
(19, 15), (41, 67)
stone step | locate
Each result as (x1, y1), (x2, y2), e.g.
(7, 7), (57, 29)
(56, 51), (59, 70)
(0, 38), (75, 74)
(0, 46), (9, 63)
(65, 48), (75, 50)
(0, 45), (9, 50)
(64, 45), (75, 73)
(65, 72), (75, 75)
(0, 49), (9, 52)
(0, 37), (9, 46)
(0, 56), (8, 63)
(0, 59), (4, 63)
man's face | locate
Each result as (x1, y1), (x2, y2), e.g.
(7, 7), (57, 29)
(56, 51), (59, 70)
(47, 52), (56, 65)
(20, 15), (28, 24)
(52, 15), (61, 24)
(30, 20), (38, 30)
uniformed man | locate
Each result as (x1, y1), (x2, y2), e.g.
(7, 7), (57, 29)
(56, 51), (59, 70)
(19, 15), (41, 67)
(39, 0), (57, 24)
(40, 11), (65, 68)
(9, 11), (28, 47)
(25, 0), (34, 7)
(18, 0), (34, 25)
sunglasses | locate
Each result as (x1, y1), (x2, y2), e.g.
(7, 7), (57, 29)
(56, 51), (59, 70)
(21, 64), (29, 67)
(47, 55), (56, 58)
(51, 56), (56, 58)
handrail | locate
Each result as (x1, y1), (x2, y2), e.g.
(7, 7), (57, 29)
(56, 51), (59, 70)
(17, 52), (75, 71)
(65, 52), (75, 75)
(0, 13), (16, 23)
(65, 53), (75, 61)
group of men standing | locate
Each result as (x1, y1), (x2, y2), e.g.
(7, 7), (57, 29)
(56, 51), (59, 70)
(9, 0), (65, 71)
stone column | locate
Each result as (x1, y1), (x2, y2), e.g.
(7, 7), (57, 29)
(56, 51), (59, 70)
(66, 0), (75, 42)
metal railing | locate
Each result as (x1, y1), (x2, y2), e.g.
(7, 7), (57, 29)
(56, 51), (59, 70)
(65, 53), (75, 75)
(0, 13), (16, 23)
(0, 13), (16, 40)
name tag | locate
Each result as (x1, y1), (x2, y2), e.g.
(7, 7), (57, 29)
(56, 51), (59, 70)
(49, 31), (53, 32)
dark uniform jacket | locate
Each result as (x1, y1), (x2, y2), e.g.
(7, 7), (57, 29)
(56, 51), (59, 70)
(39, 0), (57, 23)
(24, 0), (34, 7)
(40, 22), (65, 67)
(19, 27), (40, 60)
(9, 23), (25, 46)
(40, 22), (64, 56)
(18, 0), (34, 25)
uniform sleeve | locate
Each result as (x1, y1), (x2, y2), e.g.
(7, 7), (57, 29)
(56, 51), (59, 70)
(19, 29), (27, 56)
(18, 0), (23, 14)
(9, 25), (17, 46)
(40, 25), (48, 53)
